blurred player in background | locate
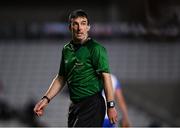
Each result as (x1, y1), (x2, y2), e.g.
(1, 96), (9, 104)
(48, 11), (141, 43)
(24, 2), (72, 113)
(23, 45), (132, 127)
(103, 74), (131, 127)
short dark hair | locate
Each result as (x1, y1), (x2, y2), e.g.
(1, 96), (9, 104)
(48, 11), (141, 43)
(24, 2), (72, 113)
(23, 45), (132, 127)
(68, 9), (90, 25)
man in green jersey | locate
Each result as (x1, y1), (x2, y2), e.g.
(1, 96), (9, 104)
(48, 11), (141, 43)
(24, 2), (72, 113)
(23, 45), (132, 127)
(34, 9), (117, 127)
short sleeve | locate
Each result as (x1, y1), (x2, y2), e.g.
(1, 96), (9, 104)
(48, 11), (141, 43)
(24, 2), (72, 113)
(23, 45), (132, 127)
(91, 45), (110, 74)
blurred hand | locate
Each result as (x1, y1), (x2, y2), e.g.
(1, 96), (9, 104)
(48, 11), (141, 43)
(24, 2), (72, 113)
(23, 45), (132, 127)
(121, 117), (131, 128)
(34, 99), (48, 116)
(107, 107), (118, 124)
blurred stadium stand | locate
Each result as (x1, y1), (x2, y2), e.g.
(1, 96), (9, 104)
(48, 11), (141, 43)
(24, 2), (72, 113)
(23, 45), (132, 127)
(0, 21), (179, 40)
(0, 0), (180, 40)
(0, 0), (180, 127)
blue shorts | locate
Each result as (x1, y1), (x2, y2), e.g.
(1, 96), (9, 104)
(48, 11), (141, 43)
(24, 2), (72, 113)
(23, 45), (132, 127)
(103, 118), (115, 128)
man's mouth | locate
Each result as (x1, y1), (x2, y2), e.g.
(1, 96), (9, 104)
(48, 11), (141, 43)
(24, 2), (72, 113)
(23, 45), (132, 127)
(77, 33), (83, 36)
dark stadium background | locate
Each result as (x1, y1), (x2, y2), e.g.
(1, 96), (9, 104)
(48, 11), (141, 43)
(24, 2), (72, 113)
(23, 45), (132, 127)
(0, 0), (180, 126)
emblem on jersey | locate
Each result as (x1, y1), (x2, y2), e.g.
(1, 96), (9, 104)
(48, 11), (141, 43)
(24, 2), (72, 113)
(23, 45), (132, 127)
(65, 60), (68, 63)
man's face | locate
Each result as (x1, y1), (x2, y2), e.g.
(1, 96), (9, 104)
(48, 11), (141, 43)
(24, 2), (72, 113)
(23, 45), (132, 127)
(69, 17), (90, 43)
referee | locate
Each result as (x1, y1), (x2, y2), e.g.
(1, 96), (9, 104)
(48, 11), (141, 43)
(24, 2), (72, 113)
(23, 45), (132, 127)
(34, 9), (117, 127)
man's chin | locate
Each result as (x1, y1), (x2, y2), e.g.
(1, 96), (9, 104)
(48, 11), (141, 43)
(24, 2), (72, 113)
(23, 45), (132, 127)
(74, 36), (88, 42)
(75, 37), (84, 41)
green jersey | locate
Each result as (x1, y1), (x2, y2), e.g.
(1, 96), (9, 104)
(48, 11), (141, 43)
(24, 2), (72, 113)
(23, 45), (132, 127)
(59, 38), (110, 102)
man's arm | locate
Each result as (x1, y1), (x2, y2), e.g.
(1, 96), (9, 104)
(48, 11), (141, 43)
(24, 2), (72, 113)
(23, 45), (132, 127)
(115, 89), (131, 127)
(101, 72), (118, 124)
(44, 75), (65, 100)
(34, 75), (65, 116)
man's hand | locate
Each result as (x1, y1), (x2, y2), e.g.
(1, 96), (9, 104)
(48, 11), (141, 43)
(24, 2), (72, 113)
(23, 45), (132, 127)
(34, 99), (48, 116)
(107, 107), (118, 124)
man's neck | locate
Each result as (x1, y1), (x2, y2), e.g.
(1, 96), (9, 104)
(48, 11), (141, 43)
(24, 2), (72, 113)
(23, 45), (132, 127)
(73, 37), (89, 45)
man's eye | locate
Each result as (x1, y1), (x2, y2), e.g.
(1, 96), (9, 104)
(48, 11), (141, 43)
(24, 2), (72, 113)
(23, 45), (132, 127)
(81, 22), (86, 25)
(72, 22), (78, 26)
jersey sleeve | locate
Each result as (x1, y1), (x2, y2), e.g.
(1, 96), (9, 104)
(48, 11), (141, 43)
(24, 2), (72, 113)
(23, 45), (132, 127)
(111, 74), (121, 90)
(91, 45), (110, 74)
(115, 80), (121, 90)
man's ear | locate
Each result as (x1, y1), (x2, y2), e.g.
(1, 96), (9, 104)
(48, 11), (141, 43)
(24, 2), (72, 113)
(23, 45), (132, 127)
(87, 25), (91, 31)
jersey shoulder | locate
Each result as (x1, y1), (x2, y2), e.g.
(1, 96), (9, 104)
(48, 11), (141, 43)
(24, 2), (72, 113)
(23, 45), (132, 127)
(86, 39), (106, 52)
(63, 41), (71, 49)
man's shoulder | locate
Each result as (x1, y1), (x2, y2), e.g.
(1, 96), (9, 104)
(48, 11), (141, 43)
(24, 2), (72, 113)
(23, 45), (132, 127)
(86, 38), (105, 50)
(64, 42), (71, 48)
(62, 41), (72, 50)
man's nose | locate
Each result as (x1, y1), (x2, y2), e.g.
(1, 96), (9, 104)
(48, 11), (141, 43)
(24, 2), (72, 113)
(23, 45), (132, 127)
(78, 25), (83, 31)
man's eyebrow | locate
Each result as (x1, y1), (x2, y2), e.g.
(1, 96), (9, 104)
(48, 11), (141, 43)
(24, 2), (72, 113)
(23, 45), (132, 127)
(81, 20), (87, 23)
